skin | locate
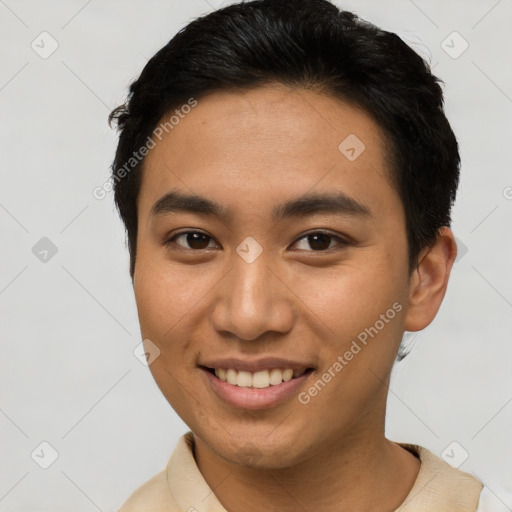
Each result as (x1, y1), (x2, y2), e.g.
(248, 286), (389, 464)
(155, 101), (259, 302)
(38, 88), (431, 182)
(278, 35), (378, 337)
(133, 83), (457, 511)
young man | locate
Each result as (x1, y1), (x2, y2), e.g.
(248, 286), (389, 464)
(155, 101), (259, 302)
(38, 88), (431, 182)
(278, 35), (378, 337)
(109, 1), (501, 510)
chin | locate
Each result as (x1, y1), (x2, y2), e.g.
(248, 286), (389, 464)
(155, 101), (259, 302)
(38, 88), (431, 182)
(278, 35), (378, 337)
(199, 424), (312, 470)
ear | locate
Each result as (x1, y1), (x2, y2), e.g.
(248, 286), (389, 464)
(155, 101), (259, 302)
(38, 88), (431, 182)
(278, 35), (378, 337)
(404, 227), (458, 332)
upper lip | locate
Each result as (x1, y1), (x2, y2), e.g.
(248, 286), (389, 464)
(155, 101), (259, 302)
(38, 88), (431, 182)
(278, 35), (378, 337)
(199, 357), (315, 373)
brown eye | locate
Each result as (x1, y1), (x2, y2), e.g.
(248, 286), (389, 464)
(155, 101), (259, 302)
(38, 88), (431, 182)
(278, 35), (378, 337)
(166, 231), (217, 250)
(293, 231), (348, 252)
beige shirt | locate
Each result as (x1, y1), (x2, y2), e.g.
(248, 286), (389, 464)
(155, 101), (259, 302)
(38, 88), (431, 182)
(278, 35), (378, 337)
(119, 432), (484, 512)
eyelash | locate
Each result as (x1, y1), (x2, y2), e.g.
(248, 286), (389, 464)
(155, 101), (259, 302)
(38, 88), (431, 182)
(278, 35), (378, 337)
(163, 230), (351, 253)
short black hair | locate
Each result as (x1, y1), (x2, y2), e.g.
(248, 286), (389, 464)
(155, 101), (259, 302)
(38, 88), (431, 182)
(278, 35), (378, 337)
(109, 0), (460, 284)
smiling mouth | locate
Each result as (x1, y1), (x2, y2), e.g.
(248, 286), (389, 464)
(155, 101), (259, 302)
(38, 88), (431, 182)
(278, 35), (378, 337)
(201, 366), (315, 389)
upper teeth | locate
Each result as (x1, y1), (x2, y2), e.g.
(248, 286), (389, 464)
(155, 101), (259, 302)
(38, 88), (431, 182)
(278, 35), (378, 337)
(214, 368), (306, 388)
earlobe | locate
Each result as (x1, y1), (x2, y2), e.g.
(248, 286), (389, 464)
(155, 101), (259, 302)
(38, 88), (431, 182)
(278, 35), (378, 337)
(404, 227), (457, 332)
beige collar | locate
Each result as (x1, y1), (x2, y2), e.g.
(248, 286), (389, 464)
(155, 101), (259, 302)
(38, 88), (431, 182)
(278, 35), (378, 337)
(393, 442), (482, 511)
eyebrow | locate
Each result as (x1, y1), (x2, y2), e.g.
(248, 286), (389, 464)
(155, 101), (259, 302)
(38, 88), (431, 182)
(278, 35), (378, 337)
(150, 188), (372, 222)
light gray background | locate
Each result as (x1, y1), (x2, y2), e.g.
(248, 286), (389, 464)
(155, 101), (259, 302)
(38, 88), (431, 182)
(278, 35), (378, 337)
(1, 0), (511, 510)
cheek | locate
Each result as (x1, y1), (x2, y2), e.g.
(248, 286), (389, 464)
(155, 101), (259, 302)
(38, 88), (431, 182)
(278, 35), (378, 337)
(295, 268), (405, 429)
(133, 256), (203, 339)
(133, 256), (221, 381)
(133, 265), (201, 408)
(133, 270), (171, 340)
(298, 259), (404, 341)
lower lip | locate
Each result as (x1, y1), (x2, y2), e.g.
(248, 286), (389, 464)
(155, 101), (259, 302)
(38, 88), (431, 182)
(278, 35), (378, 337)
(201, 368), (313, 410)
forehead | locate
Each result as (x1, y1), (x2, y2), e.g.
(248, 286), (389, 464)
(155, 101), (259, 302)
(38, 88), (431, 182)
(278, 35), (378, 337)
(139, 84), (398, 222)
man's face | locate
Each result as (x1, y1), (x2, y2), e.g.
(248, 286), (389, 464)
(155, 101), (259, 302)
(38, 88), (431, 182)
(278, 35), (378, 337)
(133, 84), (412, 468)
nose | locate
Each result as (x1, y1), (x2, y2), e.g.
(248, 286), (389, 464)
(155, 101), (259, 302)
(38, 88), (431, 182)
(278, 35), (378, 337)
(210, 251), (295, 341)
